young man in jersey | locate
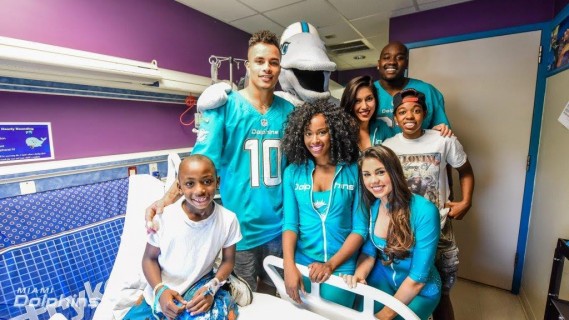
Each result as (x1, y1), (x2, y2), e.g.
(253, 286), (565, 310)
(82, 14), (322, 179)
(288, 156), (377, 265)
(146, 30), (294, 294)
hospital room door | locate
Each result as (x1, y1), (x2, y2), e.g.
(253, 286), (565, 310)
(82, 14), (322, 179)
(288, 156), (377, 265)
(408, 30), (541, 290)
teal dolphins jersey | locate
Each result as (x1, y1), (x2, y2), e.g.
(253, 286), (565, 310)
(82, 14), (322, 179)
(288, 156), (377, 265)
(192, 91), (294, 251)
(373, 78), (450, 133)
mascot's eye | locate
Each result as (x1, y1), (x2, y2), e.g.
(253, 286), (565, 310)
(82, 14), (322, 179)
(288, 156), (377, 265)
(281, 42), (290, 55)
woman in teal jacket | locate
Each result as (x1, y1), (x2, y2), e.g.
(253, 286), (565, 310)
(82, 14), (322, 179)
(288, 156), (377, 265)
(343, 146), (441, 320)
(281, 100), (367, 308)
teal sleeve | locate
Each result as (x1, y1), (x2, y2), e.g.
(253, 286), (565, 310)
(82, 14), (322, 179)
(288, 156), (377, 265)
(192, 107), (225, 165)
(350, 176), (368, 238)
(429, 88), (450, 128)
(408, 197), (440, 283)
(282, 165), (300, 234)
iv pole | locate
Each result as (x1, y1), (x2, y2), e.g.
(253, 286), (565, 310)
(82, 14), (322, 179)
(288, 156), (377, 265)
(209, 55), (247, 85)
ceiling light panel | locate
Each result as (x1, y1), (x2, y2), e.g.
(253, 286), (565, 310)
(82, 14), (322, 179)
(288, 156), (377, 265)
(318, 23), (361, 45)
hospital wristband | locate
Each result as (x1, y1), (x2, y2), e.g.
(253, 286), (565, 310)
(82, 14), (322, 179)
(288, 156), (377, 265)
(154, 285), (169, 305)
(153, 282), (165, 296)
(203, 278), (222, 296)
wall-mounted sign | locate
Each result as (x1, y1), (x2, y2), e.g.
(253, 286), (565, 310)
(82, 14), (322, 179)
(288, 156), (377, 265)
(0, 122), (54, 164)
(558, 101), (569, 131)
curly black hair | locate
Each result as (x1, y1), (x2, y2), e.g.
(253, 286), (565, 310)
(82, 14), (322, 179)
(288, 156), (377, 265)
(282, 99), (359, 165)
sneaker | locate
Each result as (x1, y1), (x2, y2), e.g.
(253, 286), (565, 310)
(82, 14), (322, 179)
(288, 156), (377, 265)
(228, 272), (253, 306)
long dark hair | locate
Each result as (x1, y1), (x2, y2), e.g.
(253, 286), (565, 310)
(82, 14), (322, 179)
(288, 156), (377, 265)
(358, 146), (413, 265)
(340, 75), (379, 123)
(282, 100), (359, 165)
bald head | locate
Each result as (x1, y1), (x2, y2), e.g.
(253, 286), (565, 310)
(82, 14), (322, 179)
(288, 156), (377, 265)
(377, 41), (409, 82)
(380, 41), (408, 57)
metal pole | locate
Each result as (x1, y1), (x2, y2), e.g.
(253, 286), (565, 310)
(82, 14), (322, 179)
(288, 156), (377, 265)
(229, 57), (233, 85)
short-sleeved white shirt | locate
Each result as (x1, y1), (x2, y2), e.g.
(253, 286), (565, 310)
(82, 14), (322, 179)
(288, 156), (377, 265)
(142, 199), (242, 308)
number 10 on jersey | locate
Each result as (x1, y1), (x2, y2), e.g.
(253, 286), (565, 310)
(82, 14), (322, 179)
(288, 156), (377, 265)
(244, 139), (282, 187)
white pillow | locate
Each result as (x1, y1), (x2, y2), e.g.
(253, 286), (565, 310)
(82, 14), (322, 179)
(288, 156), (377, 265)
(94, 174), (165, 320)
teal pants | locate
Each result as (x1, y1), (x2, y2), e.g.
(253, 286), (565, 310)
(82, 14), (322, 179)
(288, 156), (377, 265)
(364, 278), (440, 320)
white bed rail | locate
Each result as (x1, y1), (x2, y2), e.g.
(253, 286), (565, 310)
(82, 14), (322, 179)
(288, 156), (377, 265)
(263, 255), (420, 320)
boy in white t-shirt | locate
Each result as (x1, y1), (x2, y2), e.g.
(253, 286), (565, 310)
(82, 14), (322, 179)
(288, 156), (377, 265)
(382, 88), (474, 320)
(124, 155), (242, 320)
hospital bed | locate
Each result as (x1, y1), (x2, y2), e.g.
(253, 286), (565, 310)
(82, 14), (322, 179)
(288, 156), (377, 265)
(257, 255), (419, 320)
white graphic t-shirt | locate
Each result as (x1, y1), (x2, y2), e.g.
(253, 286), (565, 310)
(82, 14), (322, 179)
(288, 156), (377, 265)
(383, 130), (467, 225)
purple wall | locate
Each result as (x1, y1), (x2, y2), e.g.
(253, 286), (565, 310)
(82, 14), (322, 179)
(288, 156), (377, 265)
(1, 91), (195, 160)
(556, 0), (569, 15)
(389, 0), (555, 44)
(0, 0), (250, 162)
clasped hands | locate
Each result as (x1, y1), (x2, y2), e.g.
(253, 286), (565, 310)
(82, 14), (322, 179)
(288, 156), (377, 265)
(157, 285), (215, 320)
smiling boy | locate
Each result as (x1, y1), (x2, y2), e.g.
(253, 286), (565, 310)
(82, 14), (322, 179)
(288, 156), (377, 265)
(125, 155), (242, 320)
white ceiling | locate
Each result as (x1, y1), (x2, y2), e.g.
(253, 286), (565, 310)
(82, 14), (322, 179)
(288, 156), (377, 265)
(176, 0), (471, 71)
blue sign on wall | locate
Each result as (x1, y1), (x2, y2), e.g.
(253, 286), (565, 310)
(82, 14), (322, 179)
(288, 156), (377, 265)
(0, 123), (54, 164)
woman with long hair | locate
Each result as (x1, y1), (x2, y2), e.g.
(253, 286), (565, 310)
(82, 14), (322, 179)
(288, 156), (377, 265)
(340, 75), (394, 150)
(343, 146), (441, 320)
